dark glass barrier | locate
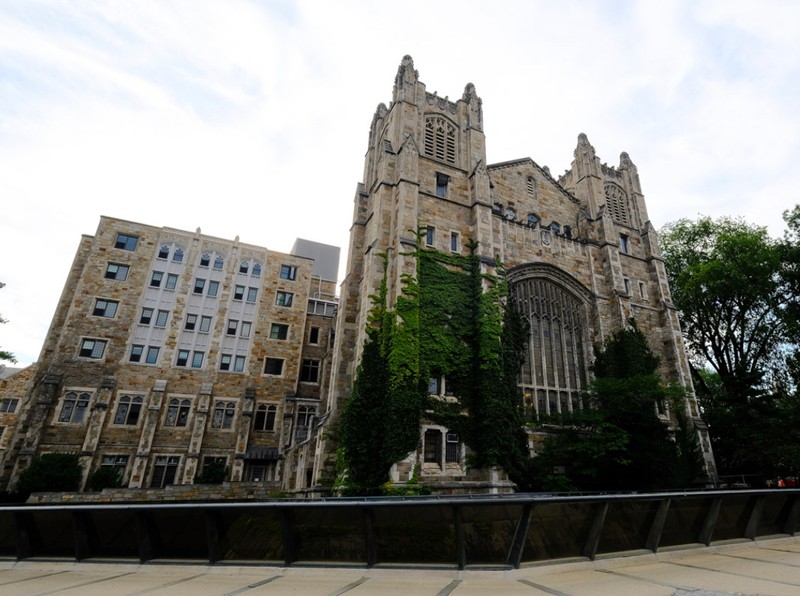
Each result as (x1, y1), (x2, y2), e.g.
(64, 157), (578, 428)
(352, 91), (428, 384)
(1, 489), (796, 566)
(659, 498), (708, 548)
(218, 508), (283, 562)
(596, 499), (659, 554)
(461, 503), (523, 565)
(524, 500), (595, 560)
(714, 494), (753, 542)
(291, 505), (364, 563)
(372, 504), (455, 565)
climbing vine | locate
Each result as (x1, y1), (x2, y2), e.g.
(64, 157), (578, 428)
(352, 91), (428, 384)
(340, 235), (531, 494)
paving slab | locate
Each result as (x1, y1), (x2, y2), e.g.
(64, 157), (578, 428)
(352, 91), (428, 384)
(0, 537), (795, 595)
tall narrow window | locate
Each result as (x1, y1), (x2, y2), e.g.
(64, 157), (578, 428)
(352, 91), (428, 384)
(424, 116), (456, 164)
(254, 404), (277, 431)
(436, 172), (449, 197)
(425, 226), (435, 247)
(164, 399), (191, 427)
(450, 231), (459, 253)
(150, 456), (179, 488)
(58, 391), (91, 423)
(211, 401), (236, 429)
(620, 234), (630, 254)
(424, 429), (442, 464)
(512, 276), (589, 418)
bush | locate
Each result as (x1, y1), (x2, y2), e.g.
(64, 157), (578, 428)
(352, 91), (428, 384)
(87, 466), (123, 491)
(16, 453), (83, 497)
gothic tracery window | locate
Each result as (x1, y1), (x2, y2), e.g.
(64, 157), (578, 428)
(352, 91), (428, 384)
(604, 183), (631, 226)
(424, 115), (456, 165)
(512, 278), (589, 419)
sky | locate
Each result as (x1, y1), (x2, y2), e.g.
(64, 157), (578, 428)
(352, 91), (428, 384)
(1, 0), (799, 367)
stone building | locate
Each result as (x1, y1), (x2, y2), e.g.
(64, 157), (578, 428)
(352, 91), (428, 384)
(0, 217), (339, 493)
(1, 56), (715, 496)
(312, 55), (715, 489)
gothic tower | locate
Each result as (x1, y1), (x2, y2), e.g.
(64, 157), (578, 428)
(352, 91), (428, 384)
(314, 56), (716, 488)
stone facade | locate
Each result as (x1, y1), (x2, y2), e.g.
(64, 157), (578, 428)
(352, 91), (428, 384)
(0, 217), (338, 494)
(1, 56), (716, 499)
(313, 55), (716, 489)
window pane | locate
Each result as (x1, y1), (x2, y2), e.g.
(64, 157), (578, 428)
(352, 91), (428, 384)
(208, 281), (219, 296)
(165, 274), (178, 290)
(155, 310), (169, 327)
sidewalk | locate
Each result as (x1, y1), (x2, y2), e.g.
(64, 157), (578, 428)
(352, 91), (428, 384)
(0, 537), (797, 595)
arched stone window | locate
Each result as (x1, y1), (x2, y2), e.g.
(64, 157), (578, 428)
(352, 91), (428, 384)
(511, 274), (590, 419)
(604, 183), (631, 226)
(423, 115), (456, 164)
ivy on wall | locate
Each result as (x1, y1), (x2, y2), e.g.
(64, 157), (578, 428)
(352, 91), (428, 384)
(340, 238), (531, 494)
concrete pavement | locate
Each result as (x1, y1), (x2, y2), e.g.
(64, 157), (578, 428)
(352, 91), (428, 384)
(0, 536), (797, 595)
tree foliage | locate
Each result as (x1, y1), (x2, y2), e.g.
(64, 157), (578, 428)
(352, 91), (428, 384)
(16, 453), (83, 497)
(660, 216), (795, 401)
(339, 240), (530, 494)
(660, 211), (800, 480)
(534, 324), (703, 491)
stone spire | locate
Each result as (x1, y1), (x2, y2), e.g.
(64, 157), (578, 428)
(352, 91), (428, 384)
(392, 55), (419, 104)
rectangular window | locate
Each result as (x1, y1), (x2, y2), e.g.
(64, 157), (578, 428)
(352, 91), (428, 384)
(176, 350), (189, 367)
(139, 308), (154, 325)
(263, 358), (284, 376)
(425, 226), (435, 247)
(129, 345), (144, 362)
(436, 172), (449, 197)
(207, 280), (219, 297)
(145, 346), (160, 364)
(79, 338), (107, 359)
(450, 231), (459, 252)
(233, 285), (245, 301)
(300, 359), (320, 383)
(309, 327), (320, 345)
(165, 399), (191, 427)
(93, 298), (118, 318)
(445, 432), (460, 463)
(280, 265), (297, 280)
(0, 398), (19, 413)
(270, 323), (289, 340)
(211, 401), (236, 430)
(254, 404), (277, 431)
(150, 271), (164, 288)
(58, 391), (91, 423)
(624, 278), (631, 295)
(113, 395), (143, 425)
(105, 263), (129, 281)
(639, 281), (647, 299)
(191, 351), (204, 368)
(199, 315), (212, 333)
(155, 309), (169, 328)
(240, 321), (252, 338)
(185, 314), (198, 330)
(233, 355), (246, 372)
(193, 278), (206, 294)
(226, 319), (238, 335)
(424, 429), (442, 464)
(276, 291), (294, 307)
(220, 354), (232, 371)
(150, 456), (180, 488)
(246, 287), (258, 303)
(620, 234), (629, 254)
(100, 455), (129, 483)
(165, 274), (178, 290)
(114, 233), (138, 251)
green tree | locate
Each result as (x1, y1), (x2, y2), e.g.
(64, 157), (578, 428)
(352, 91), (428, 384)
(87, 466), (123, 491)
(339, 256), (426, 494)
(660, 213), (800, 479)
(535, 324), (695, 491)
(0, 282), (16, 363)
(16, 453), (83, 497)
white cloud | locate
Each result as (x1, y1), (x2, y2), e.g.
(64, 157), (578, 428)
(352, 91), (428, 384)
(1, 0), (798, 364)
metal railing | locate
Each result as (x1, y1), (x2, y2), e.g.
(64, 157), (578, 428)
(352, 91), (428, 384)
(1, 489), (797, 568)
